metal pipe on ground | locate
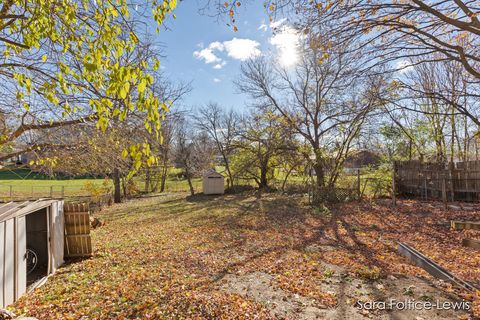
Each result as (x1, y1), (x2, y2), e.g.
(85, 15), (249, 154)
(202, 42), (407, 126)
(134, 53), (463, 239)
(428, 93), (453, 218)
(397, 242), (478, 292)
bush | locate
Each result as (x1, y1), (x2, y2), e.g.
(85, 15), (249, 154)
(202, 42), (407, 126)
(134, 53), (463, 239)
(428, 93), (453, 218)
(360, 165), (392, 198)
(125, 179), (139, 196)
(84, 179), (111, 199)
(83, 179), (112, 209)
(312, 187), (358, 204)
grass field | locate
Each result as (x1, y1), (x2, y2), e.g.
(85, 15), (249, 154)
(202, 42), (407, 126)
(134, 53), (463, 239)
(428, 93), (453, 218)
(0, 168), (108, 199)
(9, 193), (479, 319)
(0, 166), (390, 201)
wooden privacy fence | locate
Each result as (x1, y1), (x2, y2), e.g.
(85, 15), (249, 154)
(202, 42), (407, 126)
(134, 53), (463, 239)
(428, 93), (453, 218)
(395, 160), (480, 202)
(64, 203), (92, 258)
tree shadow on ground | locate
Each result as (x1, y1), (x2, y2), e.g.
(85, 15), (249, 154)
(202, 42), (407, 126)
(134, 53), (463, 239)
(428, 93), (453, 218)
(186, 196), (404, 288)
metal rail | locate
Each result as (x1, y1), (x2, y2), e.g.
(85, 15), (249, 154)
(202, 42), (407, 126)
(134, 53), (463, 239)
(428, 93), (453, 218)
(397, 242), (479, 292)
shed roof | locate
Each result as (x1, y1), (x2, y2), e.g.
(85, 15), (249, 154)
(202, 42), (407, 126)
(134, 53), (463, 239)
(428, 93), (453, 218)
(203, 169), (224, 178)
(0, 199), (59, 223)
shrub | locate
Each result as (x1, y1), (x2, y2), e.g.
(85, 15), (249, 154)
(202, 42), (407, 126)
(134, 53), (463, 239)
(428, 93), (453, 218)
(83, 179), (111, 208)
(126, 179), (139, 196)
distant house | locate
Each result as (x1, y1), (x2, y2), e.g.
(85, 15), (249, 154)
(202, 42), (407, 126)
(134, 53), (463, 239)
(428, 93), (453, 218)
(1, 148), (34, 166)
(214, 155), (226, 165)
(343, 150), (381, 173)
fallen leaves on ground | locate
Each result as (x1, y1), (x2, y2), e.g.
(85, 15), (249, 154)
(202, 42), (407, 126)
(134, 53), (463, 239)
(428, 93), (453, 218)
(9, 193), (480, 319)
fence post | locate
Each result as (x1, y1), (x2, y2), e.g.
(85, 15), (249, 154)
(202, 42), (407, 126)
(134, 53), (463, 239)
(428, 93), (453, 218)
(31, 186), (34, 199)
(50, 186), (53, 198)
(9, 185), (12, 201)
(392, 162), (396, 206)
(450, 162), (455, 202)
(357, 169), (361, 200)
(424, 177), (428, 200)
(61, 186), (65, 198)
(442, 177), (447, 209)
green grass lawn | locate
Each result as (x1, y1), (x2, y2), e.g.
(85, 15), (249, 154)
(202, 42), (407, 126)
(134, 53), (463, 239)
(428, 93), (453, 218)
(0, 168), (109, 199)
(0, 167), (205, 200)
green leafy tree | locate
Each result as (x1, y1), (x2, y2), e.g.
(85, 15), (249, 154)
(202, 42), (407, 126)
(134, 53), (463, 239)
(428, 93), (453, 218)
(0, 0), (177, 167)
(231, 112), (294, 190)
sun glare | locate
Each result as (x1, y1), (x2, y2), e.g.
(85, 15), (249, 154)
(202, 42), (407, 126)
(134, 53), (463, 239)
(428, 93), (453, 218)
(270, 25), (302, 68)
(279, 46), (299, 67)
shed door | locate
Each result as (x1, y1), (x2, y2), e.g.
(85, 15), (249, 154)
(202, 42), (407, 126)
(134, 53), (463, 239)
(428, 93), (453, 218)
(50, 201), (64, 271)
(0, 217), (27, 308)
(4, 219), (14, 306)
(0, 221), (4, 307)
(16, 217), (26, 300)
(207, 176), (224, 194)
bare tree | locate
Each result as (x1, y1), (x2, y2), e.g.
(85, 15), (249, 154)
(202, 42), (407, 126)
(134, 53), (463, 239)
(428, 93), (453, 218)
(380, 57), (478, 162)
(195, 103), (238, 188)
(238, 0), (480, 81)
(174, 116), (215, 195)
(142, 74), (191, 193)
(236, 38), (385, 192)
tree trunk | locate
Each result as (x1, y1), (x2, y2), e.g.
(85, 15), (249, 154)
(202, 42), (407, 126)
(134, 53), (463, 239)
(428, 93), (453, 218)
(313, 162), (325, 189)
(144, 168), (150, 193)
(122, 176), (127, 198)
(160, 164), (168, 192)
(311, 161), (326, 204)
(259, 164), (268, 189)
(222, 154), (234, 189)
(186, 176), (194, 195)
(281, 166), (295, 192)
(113, 168), (121, 203)
(185, 167), (195, 196)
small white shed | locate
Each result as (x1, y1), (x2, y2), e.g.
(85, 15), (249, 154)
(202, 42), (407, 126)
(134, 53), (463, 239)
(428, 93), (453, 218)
(0, 199), (64, 308)
(203, 169), (225, 195)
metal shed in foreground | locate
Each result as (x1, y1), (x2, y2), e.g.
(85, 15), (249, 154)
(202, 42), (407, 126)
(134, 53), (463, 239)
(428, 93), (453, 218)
(0, 199), (64, 308)
(203, 169), (225, 195)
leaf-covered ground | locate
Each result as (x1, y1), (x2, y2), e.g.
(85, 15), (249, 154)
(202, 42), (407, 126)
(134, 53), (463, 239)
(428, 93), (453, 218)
(10, 193), (480, 319)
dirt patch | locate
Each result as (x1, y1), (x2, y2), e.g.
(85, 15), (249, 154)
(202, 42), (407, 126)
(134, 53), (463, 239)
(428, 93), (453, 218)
(220, 272), (322, 319)
(220, 267), (469, 319)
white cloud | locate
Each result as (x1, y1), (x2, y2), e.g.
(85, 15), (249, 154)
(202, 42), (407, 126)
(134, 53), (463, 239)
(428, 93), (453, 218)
(270, 18), (287, 30)
(223, 38), (261, 61)
(258, 18), (286, 32)
(194, 38), (261, 67)
(213, 78), (221, 83)
(258, 22), (268, 32)
(270, 25), (303, 68)
(209, 41), (224, 52)
(193, 47), (222, 64)
(213, 61), (227, 69)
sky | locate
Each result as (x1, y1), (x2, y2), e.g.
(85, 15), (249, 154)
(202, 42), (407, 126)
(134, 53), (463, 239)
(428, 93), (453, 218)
(156, 2), (301, 112)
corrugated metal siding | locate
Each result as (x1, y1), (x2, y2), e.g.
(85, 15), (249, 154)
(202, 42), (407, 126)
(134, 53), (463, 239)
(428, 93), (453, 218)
(0, 200), (64, 308)
(0, 221), (4, 306)
(51, 201), (65, 271)
(4, 219), (14, 306)
(16, 217), (26, 300)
